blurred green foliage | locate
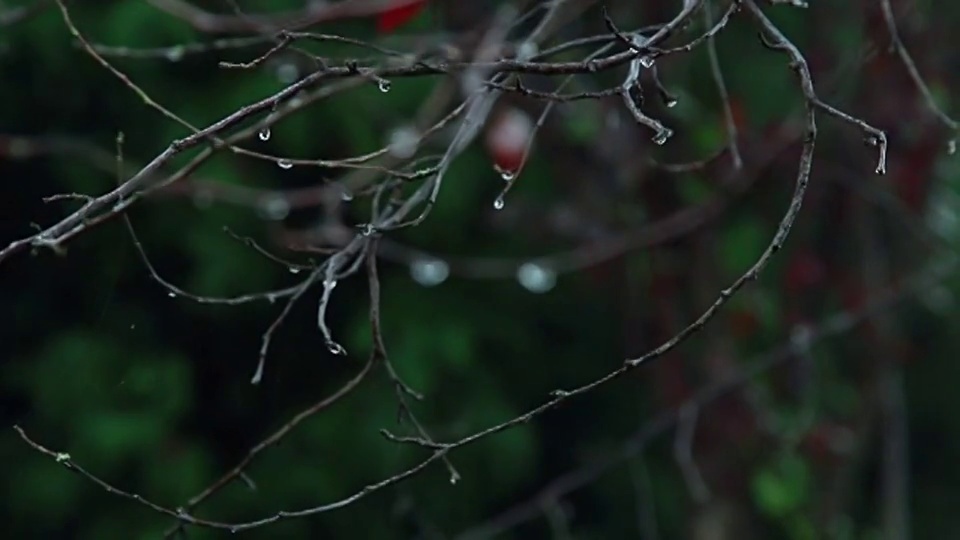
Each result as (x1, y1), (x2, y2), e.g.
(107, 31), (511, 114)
(3, 1), (960, 539)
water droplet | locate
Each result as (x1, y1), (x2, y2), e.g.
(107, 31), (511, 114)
(377, 79), (391, 93)
(275, 62), (299, 84)
(258, 195), (290, 220)
(652, 128), (673, 146)
(639, 56), (655, 68)
(410, 258), (450, 287)
(266, 294), (277, 304)
(516, 262), (557, 293)
(167, 291), (177, 298)
(165, 46), (184, 62)
(388, 126), (419, 159)
(341, 188), (354, 201)
(665, 97), (678, 108)
(326, 340), (347, 356)
(449, 472), (460, 485)
(494, 164), (515, 181)
(289, 267), (301, 274)
(250, 362), (264, 385)
(875, 162), (886, 175)
(493, 196), (505, 210)
(516, 41), (538, 61)
(258, 127), (271, 141)
(277, 159), (293, 169)
(948, 139), (957, 155)
(324, 279), (338, 291)
(359, 223), (376, 236)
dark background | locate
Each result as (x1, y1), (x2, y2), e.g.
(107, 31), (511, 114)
(3, 0), (960, 538)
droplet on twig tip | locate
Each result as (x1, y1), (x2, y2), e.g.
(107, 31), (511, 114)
(250, 360), (265, 385)
(652, 128), (673, 146)
(494, 164), (515, 181)
(326, 340), (347, 356)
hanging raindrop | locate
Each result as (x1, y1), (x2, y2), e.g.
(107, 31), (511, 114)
(388, 126), (419, 159)
(250, 360), (264, 385)
(494, 164), (515, 181)
(639, 56), (655, 68)
(258, 195), (290, 221)
(516, 41), (538, 61)
(275, 62), (299, 84)
(516, 262), (557, 293)
(277, 159), (293, 169)
(493, 195), (505, 210)
(948, 139), (957, 155)
(378, 79), (391, 93)
(258, 127), (271, 141)
(326, 340), (347, 356)
(410, 258), (450, 287)
(652, 128), (673, 146)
